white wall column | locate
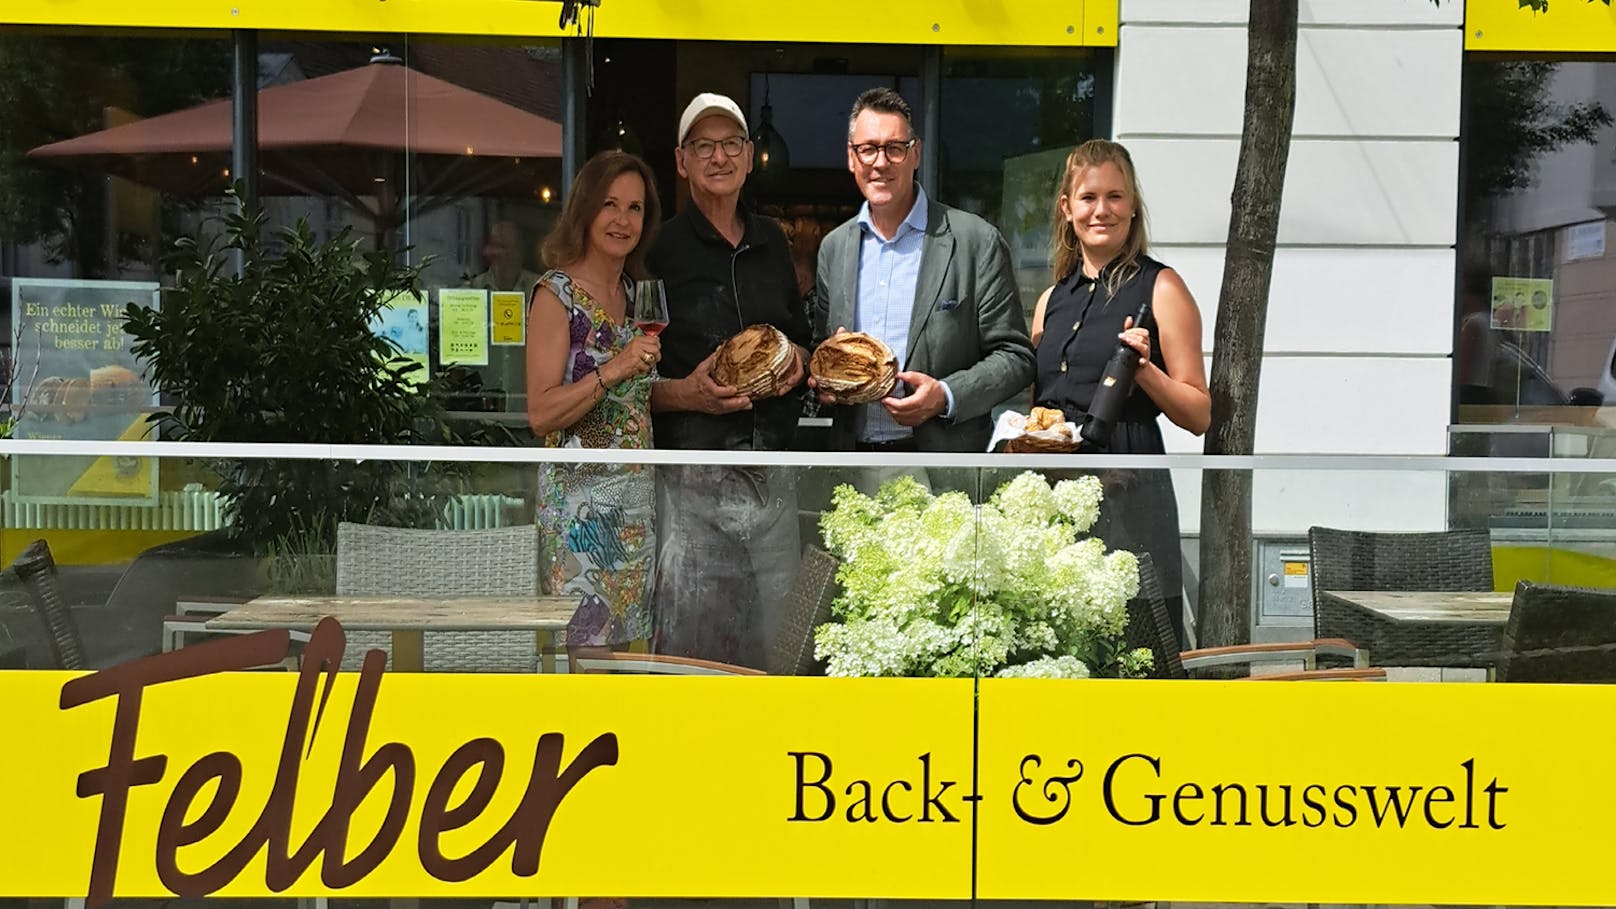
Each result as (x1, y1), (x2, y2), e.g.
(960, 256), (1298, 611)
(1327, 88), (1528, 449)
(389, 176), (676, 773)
(1117, 0), (1464, 531)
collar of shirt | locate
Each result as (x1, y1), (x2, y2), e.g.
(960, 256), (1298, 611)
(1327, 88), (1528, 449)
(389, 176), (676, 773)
(685, 200), (769, 250)
(855, 184), (929, 244)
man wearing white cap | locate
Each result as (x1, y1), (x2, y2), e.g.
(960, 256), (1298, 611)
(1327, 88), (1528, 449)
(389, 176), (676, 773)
(646, 92), (809, 669)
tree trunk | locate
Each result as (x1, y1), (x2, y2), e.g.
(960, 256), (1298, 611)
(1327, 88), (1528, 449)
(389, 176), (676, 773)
(1196, 0), (1298, 648)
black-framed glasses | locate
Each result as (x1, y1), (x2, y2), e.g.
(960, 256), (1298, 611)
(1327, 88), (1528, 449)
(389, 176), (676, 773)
(850, 139), (916, 165)
(684, 136), (747, 160)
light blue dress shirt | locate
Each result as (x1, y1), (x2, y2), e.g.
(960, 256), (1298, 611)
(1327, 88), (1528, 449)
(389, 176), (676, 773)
(853, 186), (954, 443)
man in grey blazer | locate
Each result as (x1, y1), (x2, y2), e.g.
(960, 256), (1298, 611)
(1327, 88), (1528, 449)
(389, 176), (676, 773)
(812, 87), (1034, 453)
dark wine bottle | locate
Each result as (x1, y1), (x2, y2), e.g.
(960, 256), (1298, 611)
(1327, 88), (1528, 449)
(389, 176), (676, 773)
(1080, 296), (1152, 449)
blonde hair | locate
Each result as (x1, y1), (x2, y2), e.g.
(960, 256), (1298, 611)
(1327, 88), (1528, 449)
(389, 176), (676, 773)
(1051, 139), (1150, 295)
(541, 151), (662, 280)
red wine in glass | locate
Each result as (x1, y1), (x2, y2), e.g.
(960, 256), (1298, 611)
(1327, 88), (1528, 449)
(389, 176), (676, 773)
(636, 319), (668, 337)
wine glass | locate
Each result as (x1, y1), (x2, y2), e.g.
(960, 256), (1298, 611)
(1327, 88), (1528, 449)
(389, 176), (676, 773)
(632, 279), (669, 337)
(631, 279), (669, 381)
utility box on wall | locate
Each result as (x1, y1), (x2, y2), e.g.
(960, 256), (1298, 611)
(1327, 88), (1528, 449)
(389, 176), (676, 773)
(1252, 539), (1315, 641)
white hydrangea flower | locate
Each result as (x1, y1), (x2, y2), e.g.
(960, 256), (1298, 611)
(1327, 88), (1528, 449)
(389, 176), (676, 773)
(992, 471), (1055, 527)
(996, 655), (1092, 679)
(972, 507), (1014, 594)
(1087, 549), (1141, 637)
(816, 471), (1144, 679)
(1015, 620), (1059, 653)
(1003, 523), (1080, 595)
(814, 617), (955, 677)
(940, 507), (1011, 597)
(820, 484), (883, 562)
(1052, 476), (1104, 532)
(920, 491), (975, 543)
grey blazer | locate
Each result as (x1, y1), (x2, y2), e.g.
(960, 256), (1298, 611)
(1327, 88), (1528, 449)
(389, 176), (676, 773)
(812, 199), (1035, 452)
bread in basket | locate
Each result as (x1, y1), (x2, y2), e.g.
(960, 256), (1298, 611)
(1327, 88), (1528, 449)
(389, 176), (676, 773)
(1004, 406), (1081, 453)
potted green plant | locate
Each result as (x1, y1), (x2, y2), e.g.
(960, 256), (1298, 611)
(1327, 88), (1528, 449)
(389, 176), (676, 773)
(123, 198), (467, 556)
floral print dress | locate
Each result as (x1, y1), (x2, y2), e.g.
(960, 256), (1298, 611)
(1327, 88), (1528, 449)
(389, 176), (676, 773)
(533, 269), (654, 648)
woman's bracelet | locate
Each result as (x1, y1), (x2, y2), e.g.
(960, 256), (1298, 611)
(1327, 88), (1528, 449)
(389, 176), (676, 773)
(595, 369), (608, 394)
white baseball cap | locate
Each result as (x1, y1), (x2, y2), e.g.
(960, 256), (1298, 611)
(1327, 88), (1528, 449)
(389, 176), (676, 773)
(677, 92), (749, 145)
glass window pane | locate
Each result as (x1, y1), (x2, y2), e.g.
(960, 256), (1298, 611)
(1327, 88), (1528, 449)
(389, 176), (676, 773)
(939, 46), (1108, 318)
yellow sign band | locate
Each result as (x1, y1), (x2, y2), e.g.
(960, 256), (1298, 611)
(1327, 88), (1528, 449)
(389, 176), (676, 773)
(1467, 0), (1616, 52)
(0, 0), (1119, 46)
(1, 620), (1609, 905)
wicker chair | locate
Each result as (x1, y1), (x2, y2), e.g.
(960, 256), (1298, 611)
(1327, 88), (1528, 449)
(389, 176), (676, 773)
(766, 545), (840, 677)
(10, 539), (89, 670)
(1495, 581), (1616, 683)
(1308, 526), (1495, 666)
(335, 522), (543, 672)
(576, 544), (841, 678)
(1124, 553), (1383, 680)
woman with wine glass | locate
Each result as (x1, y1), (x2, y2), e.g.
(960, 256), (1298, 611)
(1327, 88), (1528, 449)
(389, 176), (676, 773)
(1028, 139), (1210, 645)
(527, 150), (663, 656)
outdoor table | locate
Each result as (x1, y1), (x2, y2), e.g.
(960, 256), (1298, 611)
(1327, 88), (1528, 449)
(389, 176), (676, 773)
(207, 595), (577, 672)
(1316, 589), (1512, 669)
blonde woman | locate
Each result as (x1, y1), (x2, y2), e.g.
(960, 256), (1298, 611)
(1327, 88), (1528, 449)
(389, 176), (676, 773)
(1030, 139), (1210, 643)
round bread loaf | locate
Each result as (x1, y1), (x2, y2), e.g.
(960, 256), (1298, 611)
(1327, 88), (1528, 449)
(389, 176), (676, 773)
(809, 332), (898, 405)
(711, 324), (796, 398)
(89, 365), (145, 406)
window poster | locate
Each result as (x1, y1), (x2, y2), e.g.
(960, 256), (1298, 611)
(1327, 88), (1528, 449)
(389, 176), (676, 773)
(491, 291), (526, 346)
(8, 279), (159, 505)
(438, 289), (490, 367)
(1490, 276), (1554, 333)
(371, 290), (430, 385)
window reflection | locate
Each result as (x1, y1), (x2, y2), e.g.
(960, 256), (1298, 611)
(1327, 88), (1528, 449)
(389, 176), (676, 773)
(260, 38), (565, 426)
(1457, 60), (1616, 421)
(1455, 60), (1616, 545)
(939, 46), (1106, 319)
(0, 30), (231, 281)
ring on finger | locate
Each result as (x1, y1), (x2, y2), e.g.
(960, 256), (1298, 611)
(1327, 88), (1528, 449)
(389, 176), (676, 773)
(640, 352), (654, 364)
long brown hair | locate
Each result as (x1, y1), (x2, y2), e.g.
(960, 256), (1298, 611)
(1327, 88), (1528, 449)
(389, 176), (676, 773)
(1050, 139), (1150, 295)
(541, 150), (662, 279)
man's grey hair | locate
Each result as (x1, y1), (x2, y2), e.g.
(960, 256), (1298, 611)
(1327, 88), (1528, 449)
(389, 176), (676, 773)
(847, 87), (915, 140)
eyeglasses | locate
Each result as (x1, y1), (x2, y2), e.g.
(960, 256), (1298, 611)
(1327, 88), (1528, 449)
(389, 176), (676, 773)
(850, 139), (916, 165)
(684, 136), (747, 160)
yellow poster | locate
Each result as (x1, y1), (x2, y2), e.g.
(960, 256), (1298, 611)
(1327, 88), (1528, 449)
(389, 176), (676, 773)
(438, 289), (490, 367)
(491, 291), (526, 346)
(1490, 276), (1553, 332)
(65, 414), (156, 498)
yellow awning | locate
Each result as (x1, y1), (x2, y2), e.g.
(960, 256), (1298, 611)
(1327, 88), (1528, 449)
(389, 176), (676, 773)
(1468, 0), (1616, 52)
(1, 0), (1119, 47)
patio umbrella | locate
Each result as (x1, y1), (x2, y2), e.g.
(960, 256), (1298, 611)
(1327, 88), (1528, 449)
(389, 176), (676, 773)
(28, 55), (563, 245)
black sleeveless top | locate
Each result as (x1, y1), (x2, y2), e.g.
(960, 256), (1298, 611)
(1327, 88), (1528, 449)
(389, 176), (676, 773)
(1035, 255), (1170, 454)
